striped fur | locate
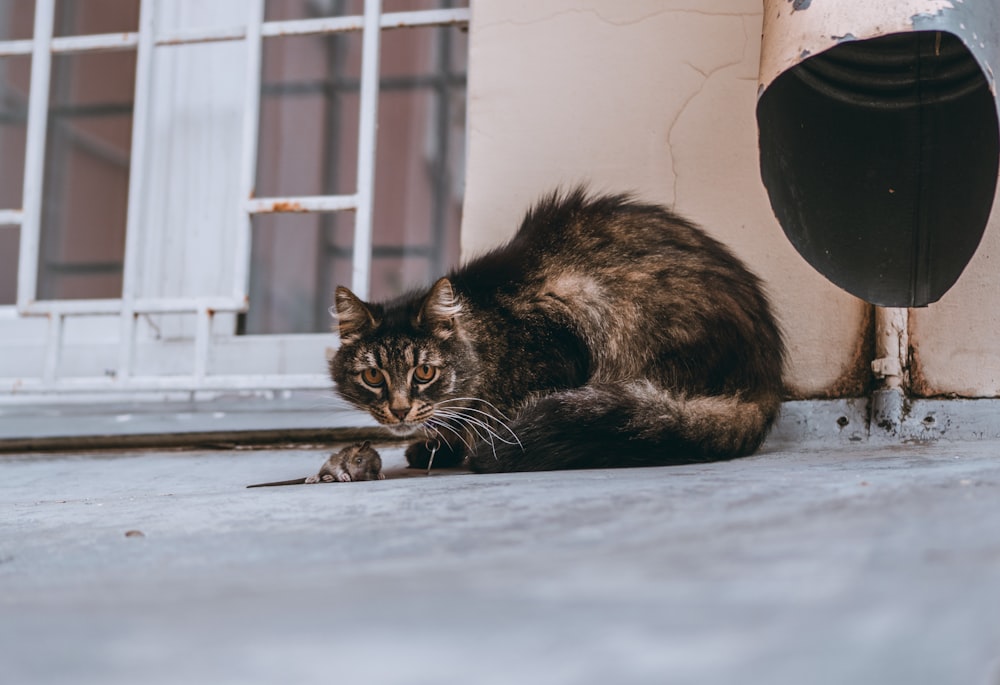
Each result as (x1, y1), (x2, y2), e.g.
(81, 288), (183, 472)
(329, 188), (785, 472)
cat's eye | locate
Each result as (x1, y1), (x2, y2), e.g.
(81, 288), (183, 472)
(361, 368), (385, 387)
(413, 364), (437, 383)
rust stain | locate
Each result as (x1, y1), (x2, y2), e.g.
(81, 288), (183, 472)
(906, 317), (963, 398)
(785, 302), (875, 400)
(907, 344), (932, 397)
(270, 200), (305, 212)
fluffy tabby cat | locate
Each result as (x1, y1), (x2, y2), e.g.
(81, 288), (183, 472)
(329, 188), (785, 473)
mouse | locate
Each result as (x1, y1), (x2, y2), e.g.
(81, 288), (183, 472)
(246, 441), (384, 488)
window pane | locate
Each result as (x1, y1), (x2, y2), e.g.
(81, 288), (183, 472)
(38, 49), (135, 300)
(247, 212), (352, 335)
(0, 2), (35, 41)
(370, 22), (465, 300)
(265, 0), (332, 21)
(0, 227), (17, 304)
(53, 0), (139, 37)
(0, 55), (30, 209)
(257, 31), (362, 198)
(1, 52), (29, 307)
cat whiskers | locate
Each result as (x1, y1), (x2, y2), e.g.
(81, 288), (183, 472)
(435, 397), (515, 423)
(422, 418), (474, 453)
(429, 399), (523, 460)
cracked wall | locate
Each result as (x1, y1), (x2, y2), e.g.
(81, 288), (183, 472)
(460, 0), (868, 397)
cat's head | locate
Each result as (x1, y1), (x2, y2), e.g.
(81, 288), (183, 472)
(329, 278), (476, 436)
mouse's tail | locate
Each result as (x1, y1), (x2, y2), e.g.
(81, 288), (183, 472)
(246, 477), (309, 488)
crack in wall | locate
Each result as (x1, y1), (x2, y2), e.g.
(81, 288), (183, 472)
(478, 7), (756, 32)
(667, 14), (754, 204)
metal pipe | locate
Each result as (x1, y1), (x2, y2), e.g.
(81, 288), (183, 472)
(870, 306), (910, 436)
(233, 0), (266, 305)
(117, 0), (156, 384)
(872, 306), (909, 390)
(16, 0), (55, 311)
(351, 0), (383, 300)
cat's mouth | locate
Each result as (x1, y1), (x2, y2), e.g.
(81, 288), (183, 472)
(382, 419), (422, 437)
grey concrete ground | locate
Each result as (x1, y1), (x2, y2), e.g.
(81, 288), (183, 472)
(2, 436), (1000, 685)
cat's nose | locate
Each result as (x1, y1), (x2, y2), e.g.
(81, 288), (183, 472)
(390, 407), (409, 421)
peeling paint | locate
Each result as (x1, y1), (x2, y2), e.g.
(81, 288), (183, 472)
(789, 0), (812, 11)
(910, 5), (957, 25)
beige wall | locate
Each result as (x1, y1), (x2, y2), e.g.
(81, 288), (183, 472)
(460, 0), (870, 398)
(909, 209), (1000, 398)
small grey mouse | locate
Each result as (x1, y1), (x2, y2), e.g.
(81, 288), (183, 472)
(246, 441), (384, 488)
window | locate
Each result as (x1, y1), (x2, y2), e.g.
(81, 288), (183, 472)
(0, 0), (469, 416)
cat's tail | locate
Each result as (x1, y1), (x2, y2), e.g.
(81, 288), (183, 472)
(464, 381), (781, 473)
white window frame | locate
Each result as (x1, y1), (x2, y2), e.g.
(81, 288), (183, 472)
(0, 0), (470, 403)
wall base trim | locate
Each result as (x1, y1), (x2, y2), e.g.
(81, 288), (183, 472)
(770, 395), (1000, 448)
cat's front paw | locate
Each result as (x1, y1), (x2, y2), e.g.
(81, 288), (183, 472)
(405, 440), (464, 469)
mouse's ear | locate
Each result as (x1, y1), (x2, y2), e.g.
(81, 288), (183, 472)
(359, 440), (371, 450)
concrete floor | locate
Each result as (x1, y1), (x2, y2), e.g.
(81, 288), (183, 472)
(2, 437), (1000, 685)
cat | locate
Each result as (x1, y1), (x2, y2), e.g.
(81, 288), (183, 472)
(329, 188), (785, 473)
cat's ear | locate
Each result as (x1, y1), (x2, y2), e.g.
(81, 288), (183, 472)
(417, 278), (462, 339)
(333, 286), (377, 344)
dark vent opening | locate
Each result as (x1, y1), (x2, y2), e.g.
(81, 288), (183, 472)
(758, 31), (999, 307)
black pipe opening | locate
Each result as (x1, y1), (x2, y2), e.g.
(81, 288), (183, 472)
(758, 31), (999, 307)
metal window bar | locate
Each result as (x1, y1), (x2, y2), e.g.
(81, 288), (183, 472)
(0, 1), (471, 396)
(255, 34), (468, 331)
(0, 209), (22, 225)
